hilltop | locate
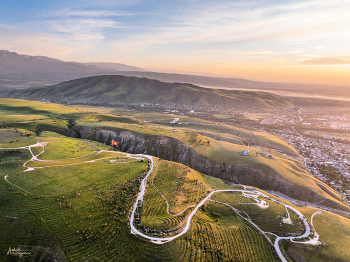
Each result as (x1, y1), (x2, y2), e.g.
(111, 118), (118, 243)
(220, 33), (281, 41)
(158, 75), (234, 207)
(2, 75), (292, 108)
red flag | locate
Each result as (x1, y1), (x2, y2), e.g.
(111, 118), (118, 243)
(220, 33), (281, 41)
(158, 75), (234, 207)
(112, 140), (118, 146)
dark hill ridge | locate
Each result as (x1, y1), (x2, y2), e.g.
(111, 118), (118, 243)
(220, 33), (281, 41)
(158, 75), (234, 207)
(2, 75), (292, 108)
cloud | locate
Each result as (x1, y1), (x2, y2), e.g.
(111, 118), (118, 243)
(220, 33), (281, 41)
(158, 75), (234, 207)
(287, 41), (306, 45)
(43, 9), (135, 18)
(18, 18), (124, 42)
(229, 50), (281, 55)
(48, 19), (122, 40)
(302, 56), (350, 65)
(287, 48), (304, 54)
(308, 46), (327, 49)
(175, 0), (350, 47)
(99, 0), (350, 55)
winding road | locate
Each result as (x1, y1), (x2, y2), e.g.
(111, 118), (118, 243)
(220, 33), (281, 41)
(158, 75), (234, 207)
(129, 154), (320, 262)
(1, 142), (320, 262)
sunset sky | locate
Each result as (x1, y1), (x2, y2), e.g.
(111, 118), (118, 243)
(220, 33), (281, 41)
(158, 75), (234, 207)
(0, 0), (349, 86)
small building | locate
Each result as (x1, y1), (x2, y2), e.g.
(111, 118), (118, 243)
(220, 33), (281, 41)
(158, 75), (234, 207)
(171, 118), (179, 124)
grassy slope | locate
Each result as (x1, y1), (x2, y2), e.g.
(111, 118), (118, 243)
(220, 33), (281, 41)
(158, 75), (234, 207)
(6, 135), (145, 196)
(0, 135), (182, 261)
(281, 207), (350, 262)
(0, 98), (78, 115)
(0, 148), (68, 261)
(9, 160), (145, 196)
(0, 128), (37, 147)
(37, 136), (97, 160)
(27, 151), (125, 167)
(153, 159), (217, 214)
(141, 158), (232, 229)
(211, 191), (304, 235)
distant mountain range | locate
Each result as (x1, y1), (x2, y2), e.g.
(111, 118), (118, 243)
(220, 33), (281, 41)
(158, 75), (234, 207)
(0, 50), (146, 81)
(1, 50), (349, 102)
(1, 75), (291, 108)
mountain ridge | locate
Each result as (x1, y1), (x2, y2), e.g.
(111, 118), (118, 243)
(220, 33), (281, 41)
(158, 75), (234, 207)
(1, 74), (292, 108)
(0, 50), (145, 81)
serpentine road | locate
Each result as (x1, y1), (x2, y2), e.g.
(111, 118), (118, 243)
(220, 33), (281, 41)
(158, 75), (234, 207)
(1, 144), (316, 262)
(130, 155), (316, 262)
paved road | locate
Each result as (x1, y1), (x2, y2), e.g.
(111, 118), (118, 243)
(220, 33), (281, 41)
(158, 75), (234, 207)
(273, 205), (311, 262)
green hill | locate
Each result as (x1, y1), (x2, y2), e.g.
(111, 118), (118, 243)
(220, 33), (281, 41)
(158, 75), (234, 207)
(2, 99), (350, 262)
(2, 75), (292, 108)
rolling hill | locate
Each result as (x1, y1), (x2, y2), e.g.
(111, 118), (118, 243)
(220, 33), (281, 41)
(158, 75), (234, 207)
(2, 75), (292, 108)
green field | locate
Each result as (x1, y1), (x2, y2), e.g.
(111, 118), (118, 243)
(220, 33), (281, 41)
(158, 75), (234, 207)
(37, 136), (98, 160)
(9, 159), (145, 196)
(280, 206), (350, 262)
